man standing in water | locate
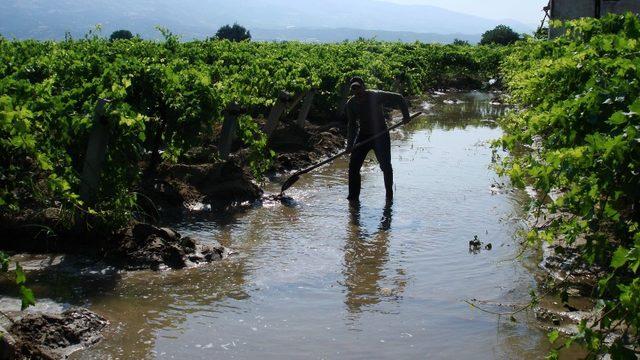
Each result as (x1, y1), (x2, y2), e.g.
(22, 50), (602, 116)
(346, 76), (411, 202)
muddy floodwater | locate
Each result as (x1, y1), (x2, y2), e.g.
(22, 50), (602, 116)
(6, 92), (563, 359)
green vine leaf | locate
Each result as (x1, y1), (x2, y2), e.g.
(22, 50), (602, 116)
(19, 285), (35, 310)
(15, 263), (26, 285)
(610, 247), (628, 269)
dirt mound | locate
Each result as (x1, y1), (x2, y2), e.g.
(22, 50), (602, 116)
(5, 308), (108, 359)
(310, 128), (346, 154)
(108, 223), (225, 270)
(271, 125), (345, 172)
(140, 159), (263, 213)
(269, 125), (311, 152)
(0, 208), (113, 254)
(0, 214), (225, 271)
(274, 151), (320, 173)
(161, 161), (262, 204)
(180, 145), (219, 165)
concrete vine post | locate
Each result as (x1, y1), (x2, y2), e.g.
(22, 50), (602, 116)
(337, 83), (351, 119)
(296, 89), (316, 128)
(79, 98), (111, 205)
(264, 91), (293, 138)
(218, 103), (242, 160)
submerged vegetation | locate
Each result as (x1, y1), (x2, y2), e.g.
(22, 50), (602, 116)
(499, 13), (640, 358)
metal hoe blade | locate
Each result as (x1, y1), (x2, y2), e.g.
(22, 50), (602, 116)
(280, 173), (300, 194)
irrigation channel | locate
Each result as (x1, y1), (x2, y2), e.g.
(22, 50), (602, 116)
(5, 92), (573, 359)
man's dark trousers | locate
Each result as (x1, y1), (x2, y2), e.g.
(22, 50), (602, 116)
(348, 133), (392, 200)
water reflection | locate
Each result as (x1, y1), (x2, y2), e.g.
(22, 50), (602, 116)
(343, 201), (403, 315)
(408, 91), (509, 133)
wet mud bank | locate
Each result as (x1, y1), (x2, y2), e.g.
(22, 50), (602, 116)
(137, 121), (347, 218)
(0, 158), (246, 272)
(139, 158), (263, 217)
(108, 223), (225, 270)
(1, 308), (107, 360)
(268, 122), (346, 173)
(526, 204), (636, 351)
(533, 235), (601, 335)
(0, 222), (226, 359)
(0, 218), (226, 271)
(529, 236), (638, 355)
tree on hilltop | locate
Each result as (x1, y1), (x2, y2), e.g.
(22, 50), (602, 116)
(110, 29), (134, 41)
(480, 25), (520, 46)
(215, 23), (251, 42)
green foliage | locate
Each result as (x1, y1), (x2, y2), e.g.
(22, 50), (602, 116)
(109, 29), (134, 41)
(453, 39), (470, 46)
(14, 263), (35, 310)
(0, 253), (35, 311)
(534, 27), (549, 40)
(215, 23), (251, 42)
(238, 114), (273, 178)
(480, 25), (520, 46)
(0, 252), (8, 272)
(498, 13), (640, 357)
(0, 35), (505, 230)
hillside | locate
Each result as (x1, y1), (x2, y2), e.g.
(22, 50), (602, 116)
(0, 0), (532, 41)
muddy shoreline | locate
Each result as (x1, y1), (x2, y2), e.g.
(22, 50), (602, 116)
(525, 196), (637, 353)
(1, 308), (108, 360)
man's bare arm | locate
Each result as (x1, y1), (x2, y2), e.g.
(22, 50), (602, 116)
(378, 91), (411, 121)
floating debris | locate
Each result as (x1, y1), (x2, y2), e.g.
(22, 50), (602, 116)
(469, 235), (493, 253)
(421, 101), (434, 110)
(469, 235), (481, 248)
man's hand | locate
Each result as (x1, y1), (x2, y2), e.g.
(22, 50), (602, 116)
(346, 142), (354, 151)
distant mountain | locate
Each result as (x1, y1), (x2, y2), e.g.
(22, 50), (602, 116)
(0, 0), (533, 42)
(252, 28), (481, 44)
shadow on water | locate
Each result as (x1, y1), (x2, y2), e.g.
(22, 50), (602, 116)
(0, 255), (121, 307)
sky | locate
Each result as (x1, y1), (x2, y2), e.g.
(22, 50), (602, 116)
(384, 0), (549, 25)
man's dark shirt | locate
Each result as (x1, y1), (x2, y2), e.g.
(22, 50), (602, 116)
(346, 90), (410, 148)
